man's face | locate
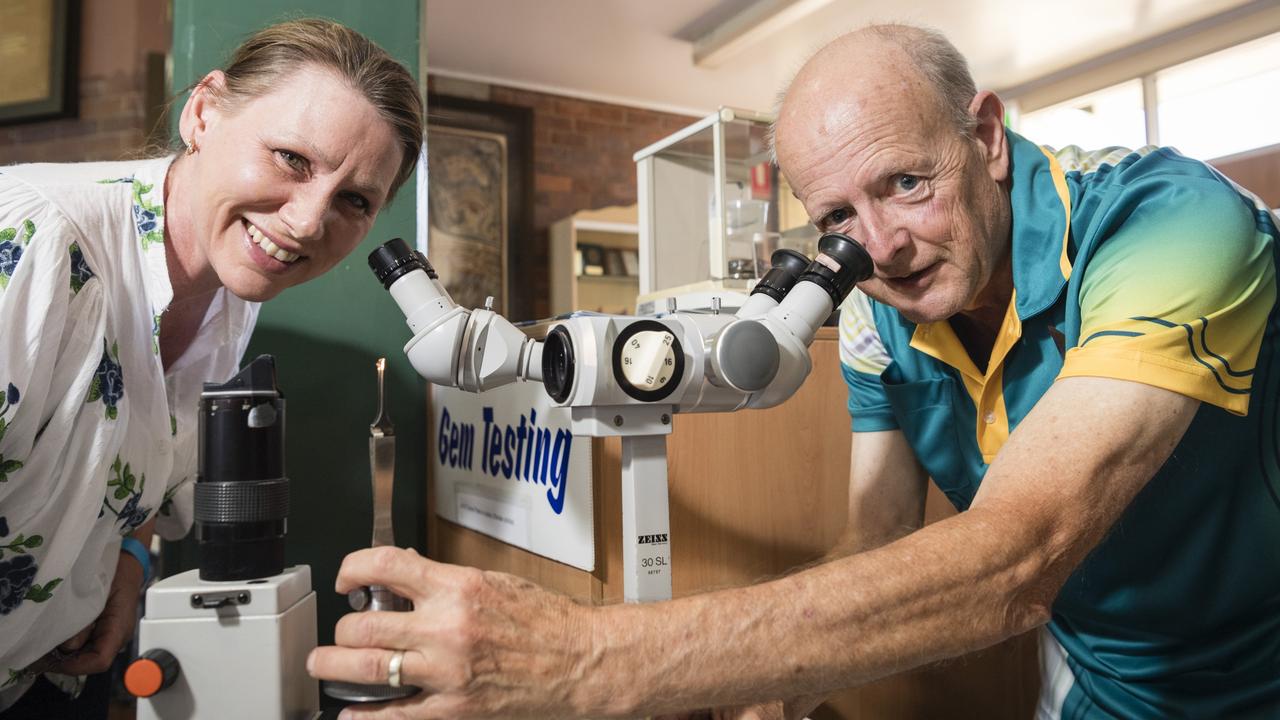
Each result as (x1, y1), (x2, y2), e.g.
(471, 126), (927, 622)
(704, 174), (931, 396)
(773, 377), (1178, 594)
(181, 65), (402, 302)
(776, 84), (1010, 325)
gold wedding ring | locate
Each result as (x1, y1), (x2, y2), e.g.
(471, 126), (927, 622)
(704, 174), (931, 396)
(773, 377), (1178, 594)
(387, 649), (406, 688)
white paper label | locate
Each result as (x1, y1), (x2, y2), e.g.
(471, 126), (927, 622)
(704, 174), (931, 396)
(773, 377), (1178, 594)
(456, 491), (529, 548)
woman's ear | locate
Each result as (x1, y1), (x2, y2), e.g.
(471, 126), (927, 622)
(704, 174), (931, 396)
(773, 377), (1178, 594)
(177, 70), (227, 150)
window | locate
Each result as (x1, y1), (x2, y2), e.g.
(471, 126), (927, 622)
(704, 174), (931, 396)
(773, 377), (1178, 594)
(1156, 32), (1280, 160)
(1018, 80), (1147, 152)
(1013, 31), (1280, 161)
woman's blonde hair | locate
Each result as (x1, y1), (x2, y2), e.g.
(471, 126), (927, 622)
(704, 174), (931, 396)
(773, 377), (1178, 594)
(207, 18), (423, 200)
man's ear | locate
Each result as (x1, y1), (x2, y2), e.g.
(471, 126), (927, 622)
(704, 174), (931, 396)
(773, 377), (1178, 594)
(969, 90), (1009, 183)
(177, 70), (227, 150)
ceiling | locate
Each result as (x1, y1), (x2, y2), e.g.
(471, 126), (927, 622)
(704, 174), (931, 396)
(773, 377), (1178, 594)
(424, 0), (1265, 117)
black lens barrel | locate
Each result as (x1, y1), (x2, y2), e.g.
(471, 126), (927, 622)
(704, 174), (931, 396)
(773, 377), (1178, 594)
(541, 325), (575, 404)
(369, 238), (436, 289)
(195, 355), (288, 581)
(749, 249), (812, 303)
(798, 232), (874, 309)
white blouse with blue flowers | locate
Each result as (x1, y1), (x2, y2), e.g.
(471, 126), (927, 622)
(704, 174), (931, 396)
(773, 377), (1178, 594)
(0, 157), (258, 700)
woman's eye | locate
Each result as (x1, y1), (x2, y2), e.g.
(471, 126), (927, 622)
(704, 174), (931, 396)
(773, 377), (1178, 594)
(896, 174), (921, 192)
(342, 192), (370, 212)
(277, 150), (307, 172)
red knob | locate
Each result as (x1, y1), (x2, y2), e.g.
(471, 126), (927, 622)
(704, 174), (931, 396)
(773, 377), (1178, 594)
(125, 649), (180, 698)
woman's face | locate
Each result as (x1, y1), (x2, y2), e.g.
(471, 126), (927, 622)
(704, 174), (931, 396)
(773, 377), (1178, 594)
(177, 65), (402, 302)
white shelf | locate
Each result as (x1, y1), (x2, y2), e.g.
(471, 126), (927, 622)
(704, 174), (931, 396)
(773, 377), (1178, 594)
(551, 205), (639, 315)
(573, 219), (639, 234)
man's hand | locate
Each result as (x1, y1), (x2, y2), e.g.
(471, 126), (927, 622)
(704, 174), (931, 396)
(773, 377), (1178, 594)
(308, 547), (595, 719)
(51, 546), (145, 675)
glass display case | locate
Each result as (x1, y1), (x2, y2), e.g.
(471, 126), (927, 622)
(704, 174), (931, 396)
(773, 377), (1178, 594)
(633, 107), (818, 314)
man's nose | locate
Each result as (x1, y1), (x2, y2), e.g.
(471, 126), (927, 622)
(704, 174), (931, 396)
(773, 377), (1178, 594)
(857, 211), (908, 270)
(279, 187), (331, 241)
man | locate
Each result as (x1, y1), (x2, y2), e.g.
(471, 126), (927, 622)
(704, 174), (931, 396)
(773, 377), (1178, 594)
(309, 24), (1280, 719)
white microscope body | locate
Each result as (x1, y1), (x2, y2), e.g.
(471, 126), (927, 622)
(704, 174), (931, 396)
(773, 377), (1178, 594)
(134, 567), (319, 720)
(130, 356), (321, 720)
(371, 233), (871, 602)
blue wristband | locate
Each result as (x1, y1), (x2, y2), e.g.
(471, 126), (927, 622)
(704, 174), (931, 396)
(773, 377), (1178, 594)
(120, 536), (152, 586)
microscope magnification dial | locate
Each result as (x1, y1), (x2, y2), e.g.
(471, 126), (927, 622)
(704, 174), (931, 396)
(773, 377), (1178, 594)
(612, 320), (684, 402)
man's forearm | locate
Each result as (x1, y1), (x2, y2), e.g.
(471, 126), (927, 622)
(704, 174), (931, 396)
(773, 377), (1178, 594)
(578, 503), (1047, 717)
(577, 378), (1197, 717)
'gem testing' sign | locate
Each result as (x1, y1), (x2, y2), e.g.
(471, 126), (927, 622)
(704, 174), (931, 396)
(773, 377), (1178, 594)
(430, 382), (594, 571)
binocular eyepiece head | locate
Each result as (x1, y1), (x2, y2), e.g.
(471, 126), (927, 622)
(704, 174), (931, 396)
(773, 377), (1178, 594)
(749, 232), (873, 306)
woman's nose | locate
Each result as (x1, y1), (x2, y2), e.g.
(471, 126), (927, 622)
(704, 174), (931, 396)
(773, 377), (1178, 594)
(279, 188), (330, 241)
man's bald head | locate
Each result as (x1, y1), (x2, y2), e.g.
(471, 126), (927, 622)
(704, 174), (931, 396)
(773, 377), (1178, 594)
(772, 24), (978, 163)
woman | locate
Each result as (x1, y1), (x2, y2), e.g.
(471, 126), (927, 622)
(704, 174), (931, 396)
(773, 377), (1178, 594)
(0, 18), (422, 713)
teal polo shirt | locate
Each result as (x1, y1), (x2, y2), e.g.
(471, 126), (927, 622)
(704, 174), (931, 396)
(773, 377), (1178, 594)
(838, 129), (1280, 717)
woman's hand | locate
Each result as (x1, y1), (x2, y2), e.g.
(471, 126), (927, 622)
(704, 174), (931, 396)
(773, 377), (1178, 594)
(51, 547), (145, 675)
(308, 547), (597, 719)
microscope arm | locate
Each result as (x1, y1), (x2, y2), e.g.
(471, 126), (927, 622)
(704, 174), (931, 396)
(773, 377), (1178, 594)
(378, 240), (543, 393)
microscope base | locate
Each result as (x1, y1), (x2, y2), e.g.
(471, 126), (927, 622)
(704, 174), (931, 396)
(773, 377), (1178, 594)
(135, 565), (320, 720)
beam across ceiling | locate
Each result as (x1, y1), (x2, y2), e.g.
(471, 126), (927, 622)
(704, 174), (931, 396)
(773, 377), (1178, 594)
(692, 0), (838, 68)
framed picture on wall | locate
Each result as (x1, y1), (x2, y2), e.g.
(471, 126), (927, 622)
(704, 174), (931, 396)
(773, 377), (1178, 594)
(0, 0), (78, 125)
(426, 94), (534, 319)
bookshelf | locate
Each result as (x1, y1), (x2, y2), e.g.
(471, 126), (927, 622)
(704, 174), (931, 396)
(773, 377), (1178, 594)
(549, 205), (639, 315)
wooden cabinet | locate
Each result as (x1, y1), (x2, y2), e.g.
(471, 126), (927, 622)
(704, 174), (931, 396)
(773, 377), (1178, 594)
(549, 205), (640, 315)
(425, 328), (1038, 718)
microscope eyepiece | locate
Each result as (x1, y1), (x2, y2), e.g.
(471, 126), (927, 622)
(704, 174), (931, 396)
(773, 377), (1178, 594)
(798, 232), (874, 309)
(749, 248), (812, 303)
(818, 232), (874, 282)
(369, 237), (436, 289)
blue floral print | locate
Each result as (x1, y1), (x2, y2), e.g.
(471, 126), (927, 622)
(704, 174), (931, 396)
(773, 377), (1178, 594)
(96, 175), (164, 249)
(68, 243), (95, 294)
(102, 455), (150, 534)
(87, 340), (124, 420)
(0, 382), (21, 482)
(131, 181), (164, 250)
(0, 243), (21, 278)
(0, 521), (56, 615)
(133, 203), (157, 234)
(0, 555), (37, 615)
(116, 494), (150, 532)
(0, 219), (35, 291)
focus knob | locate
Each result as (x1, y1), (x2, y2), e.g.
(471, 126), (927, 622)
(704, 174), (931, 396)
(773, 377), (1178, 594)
(611, 320), (685, 402)
(125, 649), (180, 698)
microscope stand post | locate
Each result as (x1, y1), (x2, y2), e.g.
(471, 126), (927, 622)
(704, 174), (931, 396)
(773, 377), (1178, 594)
(621, 434), (673, 603)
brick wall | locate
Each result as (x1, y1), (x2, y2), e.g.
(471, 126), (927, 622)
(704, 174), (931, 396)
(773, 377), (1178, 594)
(429, 76), (697, 318)
(0, 0), (170, 165)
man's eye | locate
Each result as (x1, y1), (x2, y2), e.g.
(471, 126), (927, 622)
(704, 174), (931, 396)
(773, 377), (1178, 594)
(824, 208), (852, 226)
(896, 174), (921, 191)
